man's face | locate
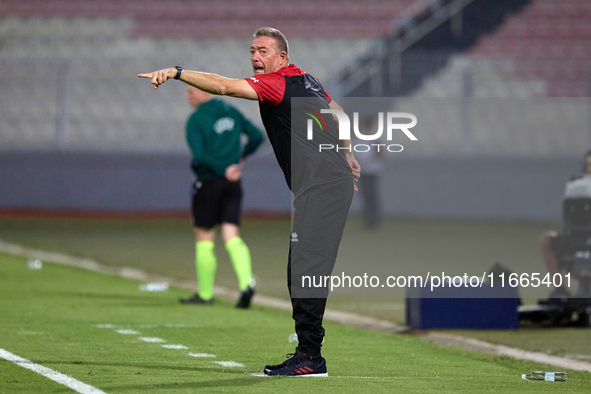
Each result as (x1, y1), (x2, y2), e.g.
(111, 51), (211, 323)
(585, 155), (591, 173)
(250, 36), (286, 75)
(185, 86), (210, 108)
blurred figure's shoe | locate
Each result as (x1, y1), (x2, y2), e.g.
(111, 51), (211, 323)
(179, 293), (213, 305)
(235, 286), (255, 309)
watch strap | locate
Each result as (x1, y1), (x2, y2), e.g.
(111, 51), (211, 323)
(174, 66), (182, 80)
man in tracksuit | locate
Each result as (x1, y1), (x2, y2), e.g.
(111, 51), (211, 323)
(139, 27), (360, 377)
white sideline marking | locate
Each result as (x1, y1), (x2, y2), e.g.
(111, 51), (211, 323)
(0, 348), (107, 394)
(188, 353), (216, 358)
(138, 337), (166, 343)
(566, 354), (591, 360)
(249, 372), (390, 379)
(422, 332), (591, 373)
(161, 344), (188, 349)
(95, 324), (115, 328)
(214, 361), (245, 367)
(249, 372), (327, 378)
(116, 329), (140, 335)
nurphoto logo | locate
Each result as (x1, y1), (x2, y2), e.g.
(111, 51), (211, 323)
(305, 109), (418, 153)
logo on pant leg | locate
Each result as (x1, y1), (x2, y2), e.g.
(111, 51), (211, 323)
(291, 232), (298, 242)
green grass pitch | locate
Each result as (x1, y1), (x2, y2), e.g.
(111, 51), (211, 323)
(0, 215), (590, 393)
(1, 249), (590, 393)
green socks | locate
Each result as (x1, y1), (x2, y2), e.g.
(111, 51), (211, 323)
(196, 240), (216, 301)
(195, 237), (252, 299)
(225, 237), (253, 291)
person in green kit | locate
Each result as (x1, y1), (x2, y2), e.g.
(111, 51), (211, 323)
(179, 85), (263, 308)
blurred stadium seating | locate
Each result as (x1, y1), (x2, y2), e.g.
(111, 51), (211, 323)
(0, 0), (416, 38)
(469, 0), (591, 98)
(0, 15), (377, 151)
(0, 0), (589, 156)
(342, 0), (591, 156)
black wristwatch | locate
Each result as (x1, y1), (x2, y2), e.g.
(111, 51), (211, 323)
(174, 66), (183, 80)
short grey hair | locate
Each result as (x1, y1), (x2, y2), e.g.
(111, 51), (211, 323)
(253, 27), (289, 59)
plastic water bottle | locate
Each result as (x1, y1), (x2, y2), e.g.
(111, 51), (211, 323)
(522, 371), (567, 382)
(27, 259), (42, 269)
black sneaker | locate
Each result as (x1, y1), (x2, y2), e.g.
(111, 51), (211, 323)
(265, 351), (328, 377)
(235, 286), (255, 309)
(179, 293), (213, 305)
(263, 351), (300, 375)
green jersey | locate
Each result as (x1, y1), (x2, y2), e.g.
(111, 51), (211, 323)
(186, 99), (263, 180)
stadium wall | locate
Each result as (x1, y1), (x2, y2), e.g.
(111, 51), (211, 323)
(0, 152), (579, 221)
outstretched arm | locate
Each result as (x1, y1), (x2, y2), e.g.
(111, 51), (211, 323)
(138, 68), (259, 101)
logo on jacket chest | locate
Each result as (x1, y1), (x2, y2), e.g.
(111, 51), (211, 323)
(214, 117), (235, 134)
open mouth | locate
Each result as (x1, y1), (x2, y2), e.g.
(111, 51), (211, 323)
(253, 65), (264, 74)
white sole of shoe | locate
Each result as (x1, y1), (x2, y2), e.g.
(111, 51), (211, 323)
(252, 372), (328, 377)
